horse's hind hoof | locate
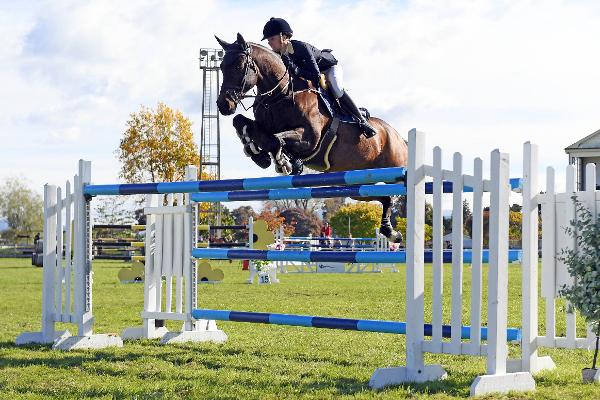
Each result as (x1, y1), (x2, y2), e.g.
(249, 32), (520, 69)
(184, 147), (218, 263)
(391, 231), (403, 243)
(291, 159), (303, 175)
(380, 225), (403, 244)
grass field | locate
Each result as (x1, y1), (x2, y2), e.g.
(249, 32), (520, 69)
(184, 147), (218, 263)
(0, 258), (597, 399)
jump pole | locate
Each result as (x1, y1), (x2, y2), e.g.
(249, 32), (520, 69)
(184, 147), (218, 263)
(191, 309), (522, 341)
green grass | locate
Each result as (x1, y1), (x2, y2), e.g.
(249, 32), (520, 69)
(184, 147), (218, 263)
(0, 258), (597, 399)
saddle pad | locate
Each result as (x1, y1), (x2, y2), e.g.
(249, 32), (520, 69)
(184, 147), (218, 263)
(302, 117), (340, 171)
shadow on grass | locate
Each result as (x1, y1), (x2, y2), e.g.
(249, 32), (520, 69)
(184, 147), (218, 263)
(1, 340), (475, 397)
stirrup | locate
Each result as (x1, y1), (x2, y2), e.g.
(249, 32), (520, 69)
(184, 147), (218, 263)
(360, 121), (377, 138)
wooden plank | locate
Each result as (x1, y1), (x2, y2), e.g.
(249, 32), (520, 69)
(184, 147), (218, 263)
(470, 158), (484, 347)
(486, 150), (510, 375)
(431, 146), (443, 350)
(405, 128), (426, 373)
(450, 152), (463, 354)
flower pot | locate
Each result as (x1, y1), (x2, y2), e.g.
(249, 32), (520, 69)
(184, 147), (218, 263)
(582, 368), (600, 383)
(257, 271), (271, 285)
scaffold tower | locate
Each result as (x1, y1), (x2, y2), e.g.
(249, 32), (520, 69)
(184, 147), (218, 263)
(199, 48), (224, 225)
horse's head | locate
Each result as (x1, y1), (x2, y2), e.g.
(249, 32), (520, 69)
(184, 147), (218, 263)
(215, 33), (259, 115)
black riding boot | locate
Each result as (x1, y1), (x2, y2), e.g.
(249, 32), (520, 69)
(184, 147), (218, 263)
(339, 91), (377, 138)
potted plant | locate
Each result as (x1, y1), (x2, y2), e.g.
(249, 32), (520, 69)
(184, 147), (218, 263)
(559, 197), (600, 384)
(253, 259), (273, 285)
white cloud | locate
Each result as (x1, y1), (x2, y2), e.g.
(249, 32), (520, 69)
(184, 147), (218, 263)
(0, 0), (599, 202)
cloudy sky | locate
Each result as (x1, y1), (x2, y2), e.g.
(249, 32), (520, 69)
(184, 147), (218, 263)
(1, 0), (599, 200)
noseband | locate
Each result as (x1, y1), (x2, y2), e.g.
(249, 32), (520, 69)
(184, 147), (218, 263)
(221, 45), (290, 110)
(221, 47), (256, 104)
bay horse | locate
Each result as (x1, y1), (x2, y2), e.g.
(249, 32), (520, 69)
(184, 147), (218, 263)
(215, 33), (408, 242)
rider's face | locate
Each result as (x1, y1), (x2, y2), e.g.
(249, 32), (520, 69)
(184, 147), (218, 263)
(267, 35), (283, 52)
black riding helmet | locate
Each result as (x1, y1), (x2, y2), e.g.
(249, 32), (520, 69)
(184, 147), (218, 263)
(262, 17), (293, 40)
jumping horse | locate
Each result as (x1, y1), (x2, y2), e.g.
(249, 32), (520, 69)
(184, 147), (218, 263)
(215, 33), (408, 242)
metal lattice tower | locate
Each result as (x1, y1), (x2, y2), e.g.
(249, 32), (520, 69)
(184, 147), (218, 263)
(199, 48), (224, 225)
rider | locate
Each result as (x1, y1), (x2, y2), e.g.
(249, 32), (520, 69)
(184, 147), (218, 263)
(262, 17), (377, 138)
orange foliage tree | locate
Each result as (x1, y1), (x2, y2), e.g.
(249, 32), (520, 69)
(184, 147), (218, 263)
(116, 102), (201, 183)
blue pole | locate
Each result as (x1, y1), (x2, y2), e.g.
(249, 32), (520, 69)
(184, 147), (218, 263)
(191, 248), (522, 264)
(192, 309), (522, 342)
(188, 179), (524, 203)
(191, 248), (404, 263)
(84, 167), (406, 196)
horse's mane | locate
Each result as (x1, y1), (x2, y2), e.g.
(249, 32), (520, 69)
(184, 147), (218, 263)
(249, 42), (283, 63)
(249, 42), (273, 53)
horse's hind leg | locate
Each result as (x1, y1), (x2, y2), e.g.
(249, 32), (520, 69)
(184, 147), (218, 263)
(378, 196), (403, 243)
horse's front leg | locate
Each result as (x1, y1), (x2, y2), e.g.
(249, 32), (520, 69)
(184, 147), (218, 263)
(243, 124), (308, 176)
(270, 128), (312, 175)
(232, 114), (271, 169)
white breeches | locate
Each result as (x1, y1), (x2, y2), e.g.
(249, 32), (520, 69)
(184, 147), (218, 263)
(324, 64), (344, 99)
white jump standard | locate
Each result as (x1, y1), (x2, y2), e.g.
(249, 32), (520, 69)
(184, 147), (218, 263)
(16, 129), (595, 396)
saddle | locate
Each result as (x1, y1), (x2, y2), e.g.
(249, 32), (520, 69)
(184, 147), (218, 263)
(301, 78), (370, 172)
(317, 75), (370, 123)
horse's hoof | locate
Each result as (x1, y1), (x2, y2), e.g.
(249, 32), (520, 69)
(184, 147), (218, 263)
(390, 231), (403, 243)
(380, 225), (403, 243)
(251, 152), (271, 169)
(233, 114), (250, 130)
(291, 158), (303, 175)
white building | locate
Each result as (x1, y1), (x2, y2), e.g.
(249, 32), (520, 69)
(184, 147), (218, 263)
(565, 128), (600, 190)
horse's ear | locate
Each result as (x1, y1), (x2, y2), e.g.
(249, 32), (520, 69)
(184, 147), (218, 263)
(215, 35), (231, 49)
(236, 33), (248, 49)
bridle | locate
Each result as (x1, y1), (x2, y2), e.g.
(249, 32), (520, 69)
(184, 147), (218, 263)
(221, 45), (290, 111)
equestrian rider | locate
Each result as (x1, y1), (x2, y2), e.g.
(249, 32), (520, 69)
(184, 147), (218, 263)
(262, 17), (377, 138)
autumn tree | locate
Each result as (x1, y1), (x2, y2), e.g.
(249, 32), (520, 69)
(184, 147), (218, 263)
(508, 210), (522, 245)
(232, 206), (256, 225)
(322, 198), (345, 220)
(116, 102), (201, 184)
(280, 208), (323, 237)
(395, 217), (433, 243)
(257, 204), (295, 236)
(330, 202), (381, 238)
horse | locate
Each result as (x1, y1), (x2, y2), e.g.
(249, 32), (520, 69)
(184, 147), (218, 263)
(215, 33), (408, 242)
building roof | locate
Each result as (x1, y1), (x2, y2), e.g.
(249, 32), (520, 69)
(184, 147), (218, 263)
(565, 128), (600, 151)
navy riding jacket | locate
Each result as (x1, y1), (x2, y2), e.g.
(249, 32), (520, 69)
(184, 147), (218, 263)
(284, 40), (337, 85)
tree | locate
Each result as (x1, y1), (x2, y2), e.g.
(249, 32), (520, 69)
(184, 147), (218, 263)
(425, 202), (434, 226)
(508, 210), (522, 245)
(322, 198), (345, 220)
(280, 208), (323, 237)
(463, 199), (472, 227)
(395, 217), (433, 243)
(390, 197), (432, 228)
(116, 102), (201, 184)
(0, 177), (43, 241)
(330, 202), (381, 238)
(443, 216), (452, 236)
(558, 198), (600, 372)
(265, 198), (321, 213)
(390, 196), (407, 226)
(232, 206), (256, 225)
(257, 205), (295, 236)
(229, 205), (258, 242)
(219, 206), (236, 227)
(95, 197), (134, 225)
